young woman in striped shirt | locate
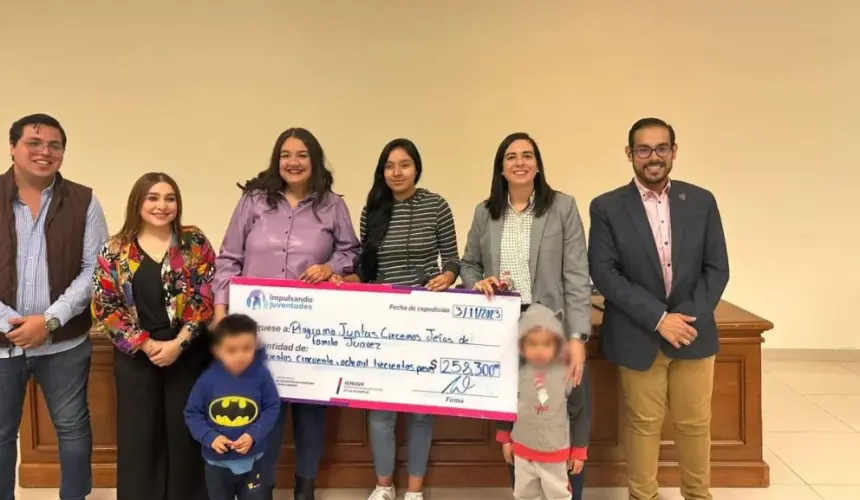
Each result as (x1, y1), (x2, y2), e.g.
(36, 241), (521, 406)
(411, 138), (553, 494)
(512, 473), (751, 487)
(331, 138), (460, 500)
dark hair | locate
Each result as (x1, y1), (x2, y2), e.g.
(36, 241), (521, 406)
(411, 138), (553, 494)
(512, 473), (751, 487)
(358, 138), (423, 283)
(212, 314), (258, 345)
(115, 172), (187, 245)
(238, 127), (334, 218)
(485, 132), (555, 220)
(9, 113), (67, 148)
(628, 117), (675, 148)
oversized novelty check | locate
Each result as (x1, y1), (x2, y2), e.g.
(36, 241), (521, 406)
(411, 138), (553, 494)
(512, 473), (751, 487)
(229, 277), (520, 421)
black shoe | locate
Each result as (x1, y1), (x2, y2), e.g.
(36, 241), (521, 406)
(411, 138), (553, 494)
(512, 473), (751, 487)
(263, 486), (275, 500)
(294, 475), (316, 500)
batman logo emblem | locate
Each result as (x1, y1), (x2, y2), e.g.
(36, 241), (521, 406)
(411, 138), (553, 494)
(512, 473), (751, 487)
(208, 396), (259, 427)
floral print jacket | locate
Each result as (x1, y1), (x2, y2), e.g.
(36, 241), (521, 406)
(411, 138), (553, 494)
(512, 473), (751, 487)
(91, 226), (215, 354)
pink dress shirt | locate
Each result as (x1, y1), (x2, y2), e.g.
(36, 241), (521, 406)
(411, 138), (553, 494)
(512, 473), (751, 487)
(634, 178), (673, 298)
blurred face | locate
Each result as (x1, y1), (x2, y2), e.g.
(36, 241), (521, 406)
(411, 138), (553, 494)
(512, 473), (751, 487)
(214, 332), (257, 376)
(521, 328), (558, 366)
(502, 139), (538, 188)
(10, 124), (65, 181)
(626, 126), (676, 188)
(279, 136), (312, 190)
(383, 147), (417, 197)
(140, 182), (178, 228)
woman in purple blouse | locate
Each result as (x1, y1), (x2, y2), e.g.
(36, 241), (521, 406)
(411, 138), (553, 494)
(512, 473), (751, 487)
(213, 127), (361, 500)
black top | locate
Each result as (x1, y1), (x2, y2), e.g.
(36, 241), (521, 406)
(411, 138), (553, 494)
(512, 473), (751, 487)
(131, 247), (176, 341)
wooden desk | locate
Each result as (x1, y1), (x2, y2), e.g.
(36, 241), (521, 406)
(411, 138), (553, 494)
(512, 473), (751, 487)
(18, 299), (773, 489)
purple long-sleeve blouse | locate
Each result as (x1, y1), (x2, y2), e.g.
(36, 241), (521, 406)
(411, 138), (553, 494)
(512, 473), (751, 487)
(213, 190), (361, 305)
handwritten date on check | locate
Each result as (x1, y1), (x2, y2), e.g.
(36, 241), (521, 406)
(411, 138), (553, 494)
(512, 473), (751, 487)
(229, 278), (521, 421)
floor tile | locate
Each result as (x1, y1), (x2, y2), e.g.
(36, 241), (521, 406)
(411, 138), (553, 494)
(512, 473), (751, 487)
(707, 485), (824, 499)
(582, 488), (630, 499)
(764, 446), (804, 485)
(429, 487), (512, 499)
(765, 360), (853, 374)
(583, 488), (628, 500)
(812, 485), (860, 500)
(319, 488), (368, 499)
(13, 487), (831, 499)
(15, 489), (115, 500)
(765, 431), (860, 485)
(761, 373), (853, 432)
(807, 394), (860, 431)
(580, 489), (824, 500)
(14, 489), (51, 500)
(768, 369), (860, 395)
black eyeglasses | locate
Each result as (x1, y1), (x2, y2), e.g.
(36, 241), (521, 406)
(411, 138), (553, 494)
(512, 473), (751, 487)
(632, 144), (673, 159)
(22, 139), (64, 155)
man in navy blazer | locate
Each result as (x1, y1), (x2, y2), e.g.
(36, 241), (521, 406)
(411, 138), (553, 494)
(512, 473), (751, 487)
(588, 118), (729, 500)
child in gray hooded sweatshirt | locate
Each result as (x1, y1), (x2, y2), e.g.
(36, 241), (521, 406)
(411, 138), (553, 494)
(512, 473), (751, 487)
(496, 303), (590, 500)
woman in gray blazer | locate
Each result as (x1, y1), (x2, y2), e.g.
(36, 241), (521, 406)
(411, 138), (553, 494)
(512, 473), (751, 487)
(460, 132), (592, 499)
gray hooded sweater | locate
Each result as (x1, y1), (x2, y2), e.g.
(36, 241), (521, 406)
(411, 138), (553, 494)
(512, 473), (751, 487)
(496, 304), (590, 462)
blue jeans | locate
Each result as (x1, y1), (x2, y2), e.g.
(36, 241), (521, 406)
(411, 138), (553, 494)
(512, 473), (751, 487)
(369, 411), (435, 478)
(0, 339), (93, 500)
(261, 402), (327, 491)
(509, 368), (591, 500)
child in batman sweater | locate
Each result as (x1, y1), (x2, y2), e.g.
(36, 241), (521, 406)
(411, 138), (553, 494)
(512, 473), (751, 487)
(497, 303), (590, 500)
(185, 314), (280, 500)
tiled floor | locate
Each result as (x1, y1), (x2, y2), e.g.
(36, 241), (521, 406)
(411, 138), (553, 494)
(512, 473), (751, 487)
(14, 358), (860, 499)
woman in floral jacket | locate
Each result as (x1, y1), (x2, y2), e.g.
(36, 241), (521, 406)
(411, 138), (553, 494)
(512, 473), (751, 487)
(91, 172), (215, 500)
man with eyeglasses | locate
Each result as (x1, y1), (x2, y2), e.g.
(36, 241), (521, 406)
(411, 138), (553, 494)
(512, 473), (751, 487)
(587, 118), (729, 500)
(0, 114), (108, 500)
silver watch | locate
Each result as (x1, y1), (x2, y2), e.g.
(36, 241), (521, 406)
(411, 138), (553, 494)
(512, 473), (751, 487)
(572, 332), (590, 343)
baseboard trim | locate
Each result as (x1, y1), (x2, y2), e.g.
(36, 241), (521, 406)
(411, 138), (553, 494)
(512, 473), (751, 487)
(18, 460), (770, 489)
(763, 348), (860, 362)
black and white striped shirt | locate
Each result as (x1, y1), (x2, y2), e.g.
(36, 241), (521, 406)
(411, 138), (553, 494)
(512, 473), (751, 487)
(360, 188), (460, 286)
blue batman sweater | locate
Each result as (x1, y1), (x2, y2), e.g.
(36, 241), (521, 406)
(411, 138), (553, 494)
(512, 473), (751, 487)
(184, 350), (280, 462)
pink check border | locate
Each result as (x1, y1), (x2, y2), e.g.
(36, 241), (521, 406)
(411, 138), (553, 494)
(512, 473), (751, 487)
(230, 277), (518, 421)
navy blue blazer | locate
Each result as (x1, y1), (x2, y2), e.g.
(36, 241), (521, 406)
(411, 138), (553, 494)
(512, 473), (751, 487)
(588, 180), (729, 371)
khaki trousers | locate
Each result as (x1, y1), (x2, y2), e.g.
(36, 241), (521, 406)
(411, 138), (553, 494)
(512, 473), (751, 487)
(513, 455), (572, 500)
(619, 351), (715, 500)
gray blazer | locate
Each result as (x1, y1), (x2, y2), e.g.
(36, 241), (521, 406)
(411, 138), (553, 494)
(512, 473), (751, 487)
(460, 192), (592, 337)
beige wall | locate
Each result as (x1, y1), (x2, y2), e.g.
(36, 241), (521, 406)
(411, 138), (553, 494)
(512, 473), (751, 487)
(2, 1), (858, 350)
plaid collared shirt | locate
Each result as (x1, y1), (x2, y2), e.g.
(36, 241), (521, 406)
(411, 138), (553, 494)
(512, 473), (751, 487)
(500, 195), (534, 304)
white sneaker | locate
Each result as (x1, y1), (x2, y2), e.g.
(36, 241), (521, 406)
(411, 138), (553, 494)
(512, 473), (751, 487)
(403, 493), (424, 500)
(367, 485), (396, 500)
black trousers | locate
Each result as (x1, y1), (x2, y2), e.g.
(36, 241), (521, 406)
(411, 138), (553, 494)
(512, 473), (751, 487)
(114, 339), (211, 500)
(205, 460), (264, 500)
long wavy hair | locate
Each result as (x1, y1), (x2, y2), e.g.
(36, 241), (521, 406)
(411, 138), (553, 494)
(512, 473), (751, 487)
(115, 172), (186, 245)
(237, 127), (334, 218)
(358, 138), (423, 283)
(485, 132), (555, 220)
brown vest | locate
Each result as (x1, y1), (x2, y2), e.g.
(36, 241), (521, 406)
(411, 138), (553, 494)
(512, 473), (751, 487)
(0, 167), (94, 346)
